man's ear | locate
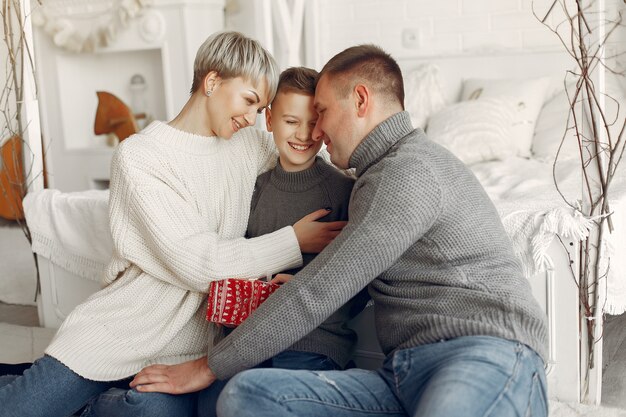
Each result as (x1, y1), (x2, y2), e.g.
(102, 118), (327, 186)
(354, 84), (369, 117)
(265, 106), (273, 132)
(204, 71), (221, 94)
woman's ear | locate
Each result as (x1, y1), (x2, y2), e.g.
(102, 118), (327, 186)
(354, 84), (369, 117)
(265, 107), (273, 132)
(204, 71), (221, 96)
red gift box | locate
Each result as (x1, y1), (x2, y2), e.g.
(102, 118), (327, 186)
(207, 278), (280, 326)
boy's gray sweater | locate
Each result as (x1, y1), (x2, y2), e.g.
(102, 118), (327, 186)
(209, 111), (548, 379)
(246, 157), (367, 368)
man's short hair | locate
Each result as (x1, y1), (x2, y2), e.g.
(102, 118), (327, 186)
(276, 67), (319, 98)
(190, 31), (279, 102)
(320, 44), (404, 108)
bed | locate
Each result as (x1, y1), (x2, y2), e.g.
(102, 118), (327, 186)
(23, 50), (626, 405)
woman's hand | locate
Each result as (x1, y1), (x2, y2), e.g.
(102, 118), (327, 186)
(269, 273), (294, 285)
(130, 357), (216, 394)
(293, 208), (347, 253)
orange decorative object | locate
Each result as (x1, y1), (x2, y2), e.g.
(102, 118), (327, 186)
(0, 135), (25, 220)
(207, 278), (280, 326)
(94, 91), (145, 143)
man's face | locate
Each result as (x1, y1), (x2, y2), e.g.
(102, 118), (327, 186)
(312, 74), (361, 169)
(266, 92), (322, 172)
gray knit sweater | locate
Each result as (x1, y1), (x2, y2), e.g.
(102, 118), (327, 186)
(209, 111), (548, 379)
(246, 157), (368, 368)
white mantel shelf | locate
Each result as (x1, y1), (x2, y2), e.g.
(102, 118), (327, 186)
(34, 0), (225, 192)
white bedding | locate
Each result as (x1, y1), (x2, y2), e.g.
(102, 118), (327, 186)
(471, 156), (626, 314)
(23, 189), (112, 283)
(22, 155), (626, 314)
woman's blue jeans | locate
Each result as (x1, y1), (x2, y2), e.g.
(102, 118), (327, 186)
(217, 336), (548, 417)
(0, 355), (128, 417)
(0, 355), (195, 417)
(82, 350), (341, 417)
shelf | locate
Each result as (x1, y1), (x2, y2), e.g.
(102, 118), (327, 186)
(55, 48), (166, 151)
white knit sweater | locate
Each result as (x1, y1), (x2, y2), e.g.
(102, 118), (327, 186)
(45, 121), (303, 381)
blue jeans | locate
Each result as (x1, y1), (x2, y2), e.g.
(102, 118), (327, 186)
(79, 387), (196, 417)
(0, 355), (122, 417)
(197, 350), (341, 417)
(217, 336), (548, 417)
(84, 350), (341, 417)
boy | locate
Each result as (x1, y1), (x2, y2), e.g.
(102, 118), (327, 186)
(247, 65), (366, 365)
(196, 66), (369, 417)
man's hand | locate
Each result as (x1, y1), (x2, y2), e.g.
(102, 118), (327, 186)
(130, 356), (216, 394)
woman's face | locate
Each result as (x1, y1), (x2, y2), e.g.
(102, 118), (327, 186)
(207, 76), (270, 139)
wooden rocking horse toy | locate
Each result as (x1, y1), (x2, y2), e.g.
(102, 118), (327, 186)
(94, 91), (146, 142)
(0, 135), (25, 220)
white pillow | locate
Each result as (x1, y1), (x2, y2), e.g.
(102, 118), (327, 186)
(404, 63), (447, 129)
(533, 73), (625, 162)
(461, 77), (551, 157)
(532, 83), (582, 162)
(426, 98), (517, 165)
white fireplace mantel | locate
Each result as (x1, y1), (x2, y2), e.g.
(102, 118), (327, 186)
(35, 0), (225, 192)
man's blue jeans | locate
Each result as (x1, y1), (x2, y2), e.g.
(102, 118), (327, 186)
(217, 336), (548, 417)
(83, 350), (341, 417)
(197, 350), (341, 417)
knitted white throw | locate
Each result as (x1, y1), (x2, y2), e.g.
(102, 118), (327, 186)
(471, 156), (626, 315)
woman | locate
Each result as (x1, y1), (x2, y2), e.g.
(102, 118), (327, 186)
(0, 31), (343, 417)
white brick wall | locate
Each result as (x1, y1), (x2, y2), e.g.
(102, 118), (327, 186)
(463, 0), (519, 14)
(225, 0), (624, 72)
(313, 0), (622, 65)
(462, 31), (522, 51)
(405, 0), (461, 16)
(434, 15), (490, 34)
(0, 14), (18, 142)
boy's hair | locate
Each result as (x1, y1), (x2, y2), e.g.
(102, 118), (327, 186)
(275, 67), (319, 98)
(190, 31), (280, 102)
(320, 44), (404, 109)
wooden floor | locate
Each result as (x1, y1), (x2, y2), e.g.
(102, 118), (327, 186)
(0, 301), (39, 327)
(601, 313), (626, 407)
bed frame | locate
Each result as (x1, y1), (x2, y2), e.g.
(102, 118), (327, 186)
(35, 49), (598, 404)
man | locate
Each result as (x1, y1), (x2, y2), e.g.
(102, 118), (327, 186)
(133, 44), (549, 417)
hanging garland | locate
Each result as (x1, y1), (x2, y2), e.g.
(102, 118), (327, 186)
(31, 0), (152, 53)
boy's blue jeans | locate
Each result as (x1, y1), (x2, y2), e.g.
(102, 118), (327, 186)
(217, 336), (548, 417)
(81, 350), (341, 417)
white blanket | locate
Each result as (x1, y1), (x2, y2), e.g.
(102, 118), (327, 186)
(22, 157), (626, 314)
(23, 189), (112, 283)
(471, 157), (626, 315)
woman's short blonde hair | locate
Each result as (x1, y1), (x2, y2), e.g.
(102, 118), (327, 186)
(191, 31), (280, 102)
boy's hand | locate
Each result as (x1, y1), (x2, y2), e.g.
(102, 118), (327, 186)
(269, 273), (294, 285)
(293, 208), (347, 253)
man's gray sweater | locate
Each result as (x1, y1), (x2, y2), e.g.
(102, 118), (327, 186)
(209, 111), (548, 379)
(246, 157), (368, 368)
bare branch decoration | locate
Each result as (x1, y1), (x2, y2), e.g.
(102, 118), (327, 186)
(1, 0), (44, 300)
(533, 0), (625, 402)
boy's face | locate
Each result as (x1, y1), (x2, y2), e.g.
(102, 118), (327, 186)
(266, 91), (323, 172)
